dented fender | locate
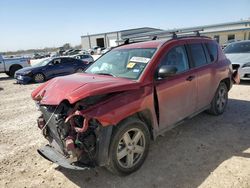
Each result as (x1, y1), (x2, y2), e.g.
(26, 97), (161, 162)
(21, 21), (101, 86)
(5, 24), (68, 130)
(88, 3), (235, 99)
(66, 84), (158, 131)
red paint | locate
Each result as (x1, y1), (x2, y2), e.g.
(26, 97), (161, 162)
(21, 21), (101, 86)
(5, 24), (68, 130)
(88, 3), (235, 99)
(32, 37), (233, 131)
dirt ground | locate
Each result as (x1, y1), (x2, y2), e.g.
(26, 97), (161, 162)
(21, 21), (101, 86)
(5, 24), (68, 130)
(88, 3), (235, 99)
(0, 73), (250, 188)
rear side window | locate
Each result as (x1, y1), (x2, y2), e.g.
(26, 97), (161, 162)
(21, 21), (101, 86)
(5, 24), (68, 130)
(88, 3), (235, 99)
(53, 58), (61, 65)
(160, 45), (189, 74)
(189, 44), (207, 67)
(206, 43), (218, 62)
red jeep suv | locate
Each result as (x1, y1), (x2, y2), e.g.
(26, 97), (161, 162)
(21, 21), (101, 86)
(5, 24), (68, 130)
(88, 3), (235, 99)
(32, 31), (235, 175)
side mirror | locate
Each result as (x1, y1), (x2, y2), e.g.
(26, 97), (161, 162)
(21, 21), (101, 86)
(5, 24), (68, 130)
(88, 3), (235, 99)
(157, 65), (177, 79)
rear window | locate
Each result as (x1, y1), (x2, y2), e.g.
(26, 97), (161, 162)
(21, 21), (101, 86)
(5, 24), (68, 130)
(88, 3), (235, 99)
(205, 43), (218, 62)
(224, 41), (250, 53)
(189, 44), (207, 67)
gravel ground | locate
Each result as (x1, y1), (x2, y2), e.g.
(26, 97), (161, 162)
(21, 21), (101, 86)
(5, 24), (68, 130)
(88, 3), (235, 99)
(0, 73), (250, 188)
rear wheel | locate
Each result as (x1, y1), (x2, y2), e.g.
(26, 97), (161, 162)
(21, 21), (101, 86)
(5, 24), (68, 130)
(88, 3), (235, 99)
(106, 118), (150, 176)
(33, 73), (45, 83)
(9, 65), (22, 77)
(207, 82), (228, 115)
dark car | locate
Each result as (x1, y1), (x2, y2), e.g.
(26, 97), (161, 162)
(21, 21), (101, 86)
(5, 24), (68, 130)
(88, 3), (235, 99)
(32, 30), (237, 176)
(15, 57), (88, 84)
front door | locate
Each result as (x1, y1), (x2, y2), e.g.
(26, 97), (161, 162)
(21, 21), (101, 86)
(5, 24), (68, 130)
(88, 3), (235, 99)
(155, 44), (197, 130)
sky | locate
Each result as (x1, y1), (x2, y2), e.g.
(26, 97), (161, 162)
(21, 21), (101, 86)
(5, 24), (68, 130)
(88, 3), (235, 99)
(0, 0), (249, 52)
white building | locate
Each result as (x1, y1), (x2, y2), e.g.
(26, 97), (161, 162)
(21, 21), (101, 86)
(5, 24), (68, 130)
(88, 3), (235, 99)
(188, 20), (250, 44)
(80, 27), (163, 50)
(81, 20), (250, 49)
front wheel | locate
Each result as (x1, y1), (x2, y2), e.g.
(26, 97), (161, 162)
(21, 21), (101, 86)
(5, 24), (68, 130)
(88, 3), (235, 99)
(33, 73), (45, 83)
(207, 82), (228, 115)
(106, 118), (150, 176)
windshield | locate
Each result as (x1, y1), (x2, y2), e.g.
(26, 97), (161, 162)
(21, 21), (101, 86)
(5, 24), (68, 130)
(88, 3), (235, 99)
(224, 41), (250, 53)
(32, 58), (51, 67)
(85, 48), (156, 79)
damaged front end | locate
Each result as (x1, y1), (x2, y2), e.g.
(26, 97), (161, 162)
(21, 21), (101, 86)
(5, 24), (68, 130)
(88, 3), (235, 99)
(36, 97), (112, 170)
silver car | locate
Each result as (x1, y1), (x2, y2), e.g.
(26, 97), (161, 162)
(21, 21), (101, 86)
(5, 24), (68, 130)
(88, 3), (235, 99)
(71, 54), (94, 64)
(224, 40), (250, 80)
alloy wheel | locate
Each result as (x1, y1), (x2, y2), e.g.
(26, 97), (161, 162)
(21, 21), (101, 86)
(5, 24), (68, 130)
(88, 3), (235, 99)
(34, 73), (44, 83)
(216, 87), (227, 112)
(116, 128), (145, 169)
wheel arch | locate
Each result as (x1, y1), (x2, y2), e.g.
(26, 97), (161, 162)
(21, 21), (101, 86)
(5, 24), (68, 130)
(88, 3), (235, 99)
(220, 77), (231, 91)
(112, 109), (155, 140)
(9, 64), (22, 71)
(9, 64), (23, 76)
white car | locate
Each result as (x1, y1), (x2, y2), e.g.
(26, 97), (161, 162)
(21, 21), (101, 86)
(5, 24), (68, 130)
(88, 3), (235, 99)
(101, 47), (112, 54)
(224, 40), (250, 80)
(71, 54), (94, 64)
(88, 46), (100, 55)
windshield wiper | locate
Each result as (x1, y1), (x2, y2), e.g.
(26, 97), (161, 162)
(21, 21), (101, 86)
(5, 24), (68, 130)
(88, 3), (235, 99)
(95, 72), (116, 77)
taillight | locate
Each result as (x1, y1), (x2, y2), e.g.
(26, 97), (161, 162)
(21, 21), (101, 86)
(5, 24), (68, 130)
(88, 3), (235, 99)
(28, 59), (31, 65)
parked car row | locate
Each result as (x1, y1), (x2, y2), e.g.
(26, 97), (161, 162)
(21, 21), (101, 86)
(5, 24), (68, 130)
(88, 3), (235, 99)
(61, 49), (88, 56)
(88, 46), (112, 55)
(15, 57), (91, 84)
(0, 49), (96, 82)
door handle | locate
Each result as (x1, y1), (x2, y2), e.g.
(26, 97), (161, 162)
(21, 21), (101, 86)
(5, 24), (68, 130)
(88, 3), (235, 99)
(186, 75), (195, 81)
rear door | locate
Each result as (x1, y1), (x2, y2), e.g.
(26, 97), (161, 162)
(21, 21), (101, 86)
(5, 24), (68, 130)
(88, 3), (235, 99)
(187, 42), (217, 111)
(46, 58), (67, 77)
(63, 58), (79, 74)
(155, 43), (197, 130)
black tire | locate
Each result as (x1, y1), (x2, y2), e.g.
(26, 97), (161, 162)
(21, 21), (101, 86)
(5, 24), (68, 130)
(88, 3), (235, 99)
(33, 73), (45, 83)
(106, 118), (150, 176)
(9, 65), (22, 77)
(5, 72), (11, 76)
(207, 82), (228, 115)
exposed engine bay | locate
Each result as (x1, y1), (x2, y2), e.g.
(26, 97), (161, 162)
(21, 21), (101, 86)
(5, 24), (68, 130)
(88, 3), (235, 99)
(36, 95), (112, 169)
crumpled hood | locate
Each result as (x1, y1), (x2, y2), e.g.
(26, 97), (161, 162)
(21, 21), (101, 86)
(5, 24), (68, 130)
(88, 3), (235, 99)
(225, 53), (250, 65)
(31, 73), (140, 105)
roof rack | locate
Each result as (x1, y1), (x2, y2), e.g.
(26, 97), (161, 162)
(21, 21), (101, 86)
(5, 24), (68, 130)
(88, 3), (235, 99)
(119, 28), (205, 44)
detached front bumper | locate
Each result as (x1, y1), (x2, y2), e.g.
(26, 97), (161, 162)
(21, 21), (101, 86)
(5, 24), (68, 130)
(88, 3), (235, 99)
(14, 74), (32, 84)
(38, 145), (90, 170)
